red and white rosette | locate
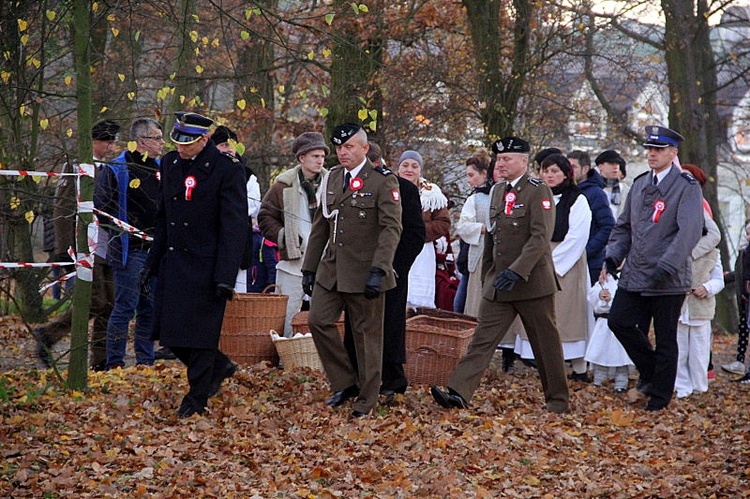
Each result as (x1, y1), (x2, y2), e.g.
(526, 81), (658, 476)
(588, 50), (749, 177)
(349, 176), (363, 191)
(652, 199), (666, 223)
(504, 191), (516, 215)
(184, 175), (197, 200)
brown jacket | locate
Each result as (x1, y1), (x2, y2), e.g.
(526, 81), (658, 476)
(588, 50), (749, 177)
(302, 160), (402, 294)
(482, 174), (560, 302)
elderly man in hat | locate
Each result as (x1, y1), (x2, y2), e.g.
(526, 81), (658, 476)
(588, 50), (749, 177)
(601, 125), (704, 411)
(143, 112), (248, 418)
(431, 136), (570, 414)
(301, 123), (402, 418)
(35, 119), (121, 370)
(258, 131), (330, 336)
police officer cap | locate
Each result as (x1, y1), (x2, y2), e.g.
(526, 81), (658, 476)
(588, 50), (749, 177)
(643, 125), (684, 148)
(491, 136), (530, 154)
(91, 120), (121, 141)
(331, 122), (363, 146)
(170, 111), (214, 145)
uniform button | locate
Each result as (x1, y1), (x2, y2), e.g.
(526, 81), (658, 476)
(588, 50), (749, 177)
(168, 246), (174, 251)
(338, 243), (343, 247)
(172, 196), (178, 201)
(183, 222), (188, 226)
(169, 222), (175, 226)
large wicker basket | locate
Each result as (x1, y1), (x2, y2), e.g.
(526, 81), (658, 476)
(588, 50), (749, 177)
(405, 315), (477, 385)
(219, 285), (288, 365)
(271, 332), (324, 371)
(291, 311), (346, 340)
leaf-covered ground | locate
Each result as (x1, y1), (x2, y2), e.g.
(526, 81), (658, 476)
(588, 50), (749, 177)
(1, 316), (749, 497)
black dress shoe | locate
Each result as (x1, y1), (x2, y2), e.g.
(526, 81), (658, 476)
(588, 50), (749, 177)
(568, 372), (592, 383)
(207, 361), (238, 398)
(501, 348), (516, 373)
(351, 410), (368, 418)
(177, 399), (205, 419)
(154, 346), (176, 360)
(90, 361), (107, 372)
(325, 385), (359, 407)
(430, 386), (468, 409)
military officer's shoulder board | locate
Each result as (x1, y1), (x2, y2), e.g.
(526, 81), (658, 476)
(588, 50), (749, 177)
(527, 177), (542, 186)
(374, 166), (392, 176)
(680, 172), (697, 184)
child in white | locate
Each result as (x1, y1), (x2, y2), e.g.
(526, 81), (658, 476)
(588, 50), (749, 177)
(674, 249), (724, 398)
(584, 275), (634, 391)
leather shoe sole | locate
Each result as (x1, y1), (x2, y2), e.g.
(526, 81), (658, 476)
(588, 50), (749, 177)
(431, 386), (468, 409)
(325, 385), (359, 407)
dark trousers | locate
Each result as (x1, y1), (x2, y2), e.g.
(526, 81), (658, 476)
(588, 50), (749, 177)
(170, 346), (232, 413)
(608, 289), (685, 408)
(42, 255), (113, 367)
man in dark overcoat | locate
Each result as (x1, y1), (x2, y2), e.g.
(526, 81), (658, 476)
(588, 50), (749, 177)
(302, 124), (402, 418)
(343, 142), (425, 402)
(144, 112), (248, 418)
(602, 125), (703, 411)
(431, 136), (570, 414)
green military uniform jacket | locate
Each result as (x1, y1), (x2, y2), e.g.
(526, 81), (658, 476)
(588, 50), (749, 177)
(482, 174), (560, 302)
(302, 159), (402, 293)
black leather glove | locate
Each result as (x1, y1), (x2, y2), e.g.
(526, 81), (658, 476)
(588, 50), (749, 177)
(215, 283), (235, 301)
(647, 267), (670, 288)
(603, 257), (619, 280)
(494, 269), (522, 291)
(364, 267), (386, 299)
(302, 271), (315, 297)
(139, 269), (153, 295)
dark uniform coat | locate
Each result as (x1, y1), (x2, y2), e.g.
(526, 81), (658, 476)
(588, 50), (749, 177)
(146, 142), (248, 349)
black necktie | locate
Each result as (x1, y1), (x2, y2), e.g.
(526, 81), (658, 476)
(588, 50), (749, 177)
(344, 171), (351, 190)
(653, 175), (658, 186)
(505, 182), (512, 193)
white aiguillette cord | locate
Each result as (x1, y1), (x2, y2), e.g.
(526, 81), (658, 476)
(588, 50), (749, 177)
(320, 170), (340, 243)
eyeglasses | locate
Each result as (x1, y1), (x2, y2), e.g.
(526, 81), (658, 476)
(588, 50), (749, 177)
(141, 136), (164, 142)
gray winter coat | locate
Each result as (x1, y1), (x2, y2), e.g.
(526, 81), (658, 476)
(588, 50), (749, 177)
(605, 165), (703, 296)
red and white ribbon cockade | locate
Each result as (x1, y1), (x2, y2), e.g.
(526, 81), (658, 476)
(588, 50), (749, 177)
(349, 176), (364, 191)
(184, 175), (197, 200)
(504, 192), (516, 215)
(652, 199), (666, 223)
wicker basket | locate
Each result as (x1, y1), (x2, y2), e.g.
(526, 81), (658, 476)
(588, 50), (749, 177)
(405, 315), (477, 385)
(219, 285), (289, 365)
(291, 311), (346, 340)
(272, 332), (324, 371)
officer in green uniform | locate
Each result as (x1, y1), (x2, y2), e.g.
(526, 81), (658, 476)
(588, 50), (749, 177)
(301, 123), (402, 417)
(432, 136), (570, 414)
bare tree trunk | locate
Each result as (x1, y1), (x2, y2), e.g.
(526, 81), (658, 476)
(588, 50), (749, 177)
(662, 0), (736, 331)
(326, 0), (384, 145)
(68, 0), (94, 389)
(462, 0), (532, 139)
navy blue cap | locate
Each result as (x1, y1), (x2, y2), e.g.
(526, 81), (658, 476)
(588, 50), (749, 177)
(492, 136), (530, 154)
(331, 123), (363, 146)
(643, 125), (684, 148)
(170, 112), (214, 144)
